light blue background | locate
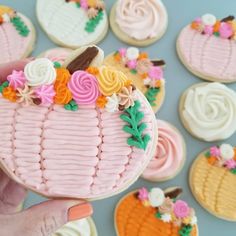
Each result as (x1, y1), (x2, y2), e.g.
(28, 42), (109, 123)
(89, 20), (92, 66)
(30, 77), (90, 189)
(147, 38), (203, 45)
(1, 0), (236, 235)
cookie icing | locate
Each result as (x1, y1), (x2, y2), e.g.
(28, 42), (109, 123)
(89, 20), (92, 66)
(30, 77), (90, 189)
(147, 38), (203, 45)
(181, 82), (236, 141)
(115, 0), (167, 40)
(36, 0), (108, 48)
(142, 120), (185, 181)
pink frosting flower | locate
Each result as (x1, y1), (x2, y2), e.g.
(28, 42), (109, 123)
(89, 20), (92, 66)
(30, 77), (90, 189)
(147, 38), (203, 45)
(148, 66), (163, 80)
(80, 0), (88, 9)
(118, 48), (127, 57)
(138, 187), (149, 201)
(194, 17), (202, 24)
(68, 71), (99, 105)
(34, 85), (56, 105)
(174, 200), (190, 219)
(219, 22), (233, 39)
(225, 159), (236, 170)
(127, 60), (137, 69)
(204, 25), (213, 35)
(210, 146), (221, 157)
(7, 70), (26, 89)
(159, 197), (174, 214)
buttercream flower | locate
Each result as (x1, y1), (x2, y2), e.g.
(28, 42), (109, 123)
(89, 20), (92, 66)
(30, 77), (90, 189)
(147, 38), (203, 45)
(2, 13), (10, 22)
(96, 0), (105, 10)
(68, 71), (99, 105)
(54, 68), (71, 89)
(201, 14), (216, 26)
(161, 213), (172, 223)
(190, 216), (198, 226)
(105, 94), (120, 113)
(7, 70), (26, 89)
(87, 8), (98, 19)
(54, 84), (72, 105)
(34, 85), (56, 105)
(173, 200), (190, 219)
(118, 48), (127, 57)
(210, 146), (221, 157)
(194, 17), (202, 24)
(136, 59), (153, 74)
(127, 60), (137, 70)
(219, 22), (234, 39)
(118, 86), (135, 109)
(80, 0), (88, 9)
(137, 187), (149, 201)
(220, 144), (234, 160)
(16, 85), (36, 106)
(159, 197), (174, 214)
(225, 159), (236, 169)
(126, 47), (139, 60)
(2, 87), (17, 102)
(148, 66), (163, 80)
(96, 95), (107, 109)
(24, 58), (56, 87)
(183, 216), (191, 225)
(143, 77), (151, 86)
(148, 188), (165, 207)
(204, 25), (214, 35)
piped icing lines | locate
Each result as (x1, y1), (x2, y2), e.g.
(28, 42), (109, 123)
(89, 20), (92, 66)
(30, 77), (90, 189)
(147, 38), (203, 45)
(66, 0), (105, 33)
(205, 144), (236, 174)
(113, 47), (165, 107)
(0, 6), (30, 37)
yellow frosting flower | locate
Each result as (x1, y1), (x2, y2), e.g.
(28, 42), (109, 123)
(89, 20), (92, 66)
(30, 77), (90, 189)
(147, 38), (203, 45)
(97, 66), (128, 96)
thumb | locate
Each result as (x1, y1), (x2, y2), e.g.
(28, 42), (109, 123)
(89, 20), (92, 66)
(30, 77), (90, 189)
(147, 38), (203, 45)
(3, 200), (93, 236)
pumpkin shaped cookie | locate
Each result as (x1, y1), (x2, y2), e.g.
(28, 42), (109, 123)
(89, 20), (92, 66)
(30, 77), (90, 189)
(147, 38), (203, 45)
(190, 144), (236, 221)
(0, 45), (157, 200)
(104, 47), (165, 113)
(115, 187), (198, 236)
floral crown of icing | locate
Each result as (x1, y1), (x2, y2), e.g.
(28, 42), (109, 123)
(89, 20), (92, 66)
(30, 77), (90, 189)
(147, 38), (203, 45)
(113, 47), (165, 107)
(0, 52), (150, 150)
(205, 144), (236, 174)
(191, 14), (236, 40)
(0, 6), (30, 37)
(136, 187), (197, 236)
(65, 0), (105, 33)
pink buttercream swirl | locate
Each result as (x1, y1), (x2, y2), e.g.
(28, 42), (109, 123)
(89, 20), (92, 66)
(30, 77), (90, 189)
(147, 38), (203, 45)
(174, 200), (190, 219)
(34, 85), (56, 105)
(68, 71), (99, 105)
(7, 70), (26, 89)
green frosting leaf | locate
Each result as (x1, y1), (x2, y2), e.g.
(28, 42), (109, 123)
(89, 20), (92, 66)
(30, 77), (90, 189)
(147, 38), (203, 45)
(155, 212), (162, 219)
(10, 16), (30, 37)
(214, 32), (220, 37)
(230, 168), (236, 175)
(54, 62), (61, 68)
(64, 100), (78, 111)
(76, 2), (81, 8)
(179, 225), (193, 236)
(120, 101), (150, 150)
(85, 10), (104, 33)
(130, 69), (137, 74)
(205, 151), (211, 158)
(145, 87), (160, 107)
(0, 81), (9, 93)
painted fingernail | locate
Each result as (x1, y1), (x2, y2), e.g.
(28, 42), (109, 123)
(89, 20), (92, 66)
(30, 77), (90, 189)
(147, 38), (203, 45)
(68, 203), (93, 221)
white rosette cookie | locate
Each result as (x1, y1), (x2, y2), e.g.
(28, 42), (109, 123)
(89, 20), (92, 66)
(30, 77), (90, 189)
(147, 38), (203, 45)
(110, 0), (168, 46)
(36, 0), (108, 48)
(179, 82), (236, 141)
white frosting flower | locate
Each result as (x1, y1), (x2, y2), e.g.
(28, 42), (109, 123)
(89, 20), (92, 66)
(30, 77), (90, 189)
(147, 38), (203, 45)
(105, 94), (120, 112)
(148, 188), (165, 207)
(190, 216), (198, 226)
(220, 144), (234, 160)
(2, 13), (11, 22)
(126, 47), (139, 60)
(24, 58), (56, 87)
(202, 14), (216, 26)
(161, 213), (172, 223)
(143, 77), (151, 86)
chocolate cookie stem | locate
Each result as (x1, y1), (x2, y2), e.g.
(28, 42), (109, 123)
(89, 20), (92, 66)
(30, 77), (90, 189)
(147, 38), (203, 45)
(151, 60), (166, 67)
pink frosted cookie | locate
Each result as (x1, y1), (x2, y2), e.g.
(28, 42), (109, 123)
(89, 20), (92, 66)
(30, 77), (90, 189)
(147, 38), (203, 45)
(0, 46), (157, 200)
(177, 14), (236, 83)
(0, 5), (36, 64)
(142, 120), (186, 182)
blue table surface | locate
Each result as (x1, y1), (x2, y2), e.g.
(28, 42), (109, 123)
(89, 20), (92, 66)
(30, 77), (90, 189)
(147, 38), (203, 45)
(1, 0), (236, 235)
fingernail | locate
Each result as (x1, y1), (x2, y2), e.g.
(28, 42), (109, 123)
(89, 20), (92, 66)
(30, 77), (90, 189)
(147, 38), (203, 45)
(68, 203), (93, 221)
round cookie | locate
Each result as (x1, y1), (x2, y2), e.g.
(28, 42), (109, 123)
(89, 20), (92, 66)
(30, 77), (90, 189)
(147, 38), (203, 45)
(52, 217), (97, 236)
(0, 5), (36, 64)
(142, 120), (186, 182)
(104, 47), (165, 113)
(0, 45), (158, 200)
(38, 47), (73, 65)
(110, 0), (168, 46)
(179, 82), (236, 142)
(190, 144), (236, 221)
(36, 0), (108, 49)
(115, 187), (198, 236)
(177, 14), (236, 83)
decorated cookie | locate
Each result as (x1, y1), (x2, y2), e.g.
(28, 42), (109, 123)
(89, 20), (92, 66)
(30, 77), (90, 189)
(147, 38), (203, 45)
(142, 120), (186, 182)
(36, 0), (108, 48)
(0, 45), (157, 200)
(53, 218), (97, 236)
(115, 187), (198, 236)
(104, 47), (166, 113)
(177, 14), (236, 83)
(110, 0), (168, 46)
(0, 5), (36, 64)
(38, 47), (74, 65)
(179, 82), (236, 141)
(190, 144), (236, 221)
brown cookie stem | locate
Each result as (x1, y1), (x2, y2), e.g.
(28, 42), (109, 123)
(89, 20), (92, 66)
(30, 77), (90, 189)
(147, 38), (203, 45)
(151, 60), (166, 67)
(164, 188), (183, 199)
(66, 47), (99, 74)
(221, 15), (235, 22)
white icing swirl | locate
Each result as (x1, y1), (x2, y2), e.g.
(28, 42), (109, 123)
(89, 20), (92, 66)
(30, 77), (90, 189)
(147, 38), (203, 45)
(115, 0), (167, 40)
(24, 58), (56, 87)
(52, 219), (91, 236)
(182, 83), (236, 141)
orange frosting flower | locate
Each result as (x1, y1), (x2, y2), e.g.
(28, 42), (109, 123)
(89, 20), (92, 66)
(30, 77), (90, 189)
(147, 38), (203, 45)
(114, 53), (121, 62)
(213, 21), (221, 32)
(54, 68), (71, 90)
(2, 87), (17, 102)
(54, 84), (72, 105)
(138, 52), (148, 60)
(141, 73), (148, 79)
(191, 22), (199, 30)
(156, 80), (162, 88)
(124, 79), (132, 87)
(234, 148), (236, 161)
(86, 67), (99, 76)
(208, 156), (217, 165)
(96, 95), (107, 108)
